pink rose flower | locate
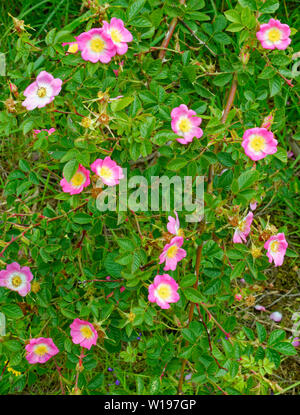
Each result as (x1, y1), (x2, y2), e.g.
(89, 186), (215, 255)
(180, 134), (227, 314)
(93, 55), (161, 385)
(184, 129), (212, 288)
(148, 274), (180, 309)
(270, 311), (282, 322)
(255, 305), (266, 312)
(102, 18), (133, 55)
(171, 104), (203, 145)
(159, 236), (186, 271)
(77, 28), (116, 63)
(256, 19), (291, 50)
(60, 164), (90, 195)
(167, 210), (183, 236)
(291, 337), (300, 347)
(25, 337), (59, 364)
(33, 128), (56, 136)
(90, 156), (124, 186)
(70, 318), (98, 350)
(233, 212), (253, 244)
(22, 71), (62, 111)
(0, 262), (33, 297)
(250, 200), (257, 211)
(264, 233), (288, 267)
(242, 127), (278, 161)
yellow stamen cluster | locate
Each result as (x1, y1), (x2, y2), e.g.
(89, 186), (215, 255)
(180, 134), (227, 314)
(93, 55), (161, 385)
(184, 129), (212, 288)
(37, 87), (47, 98)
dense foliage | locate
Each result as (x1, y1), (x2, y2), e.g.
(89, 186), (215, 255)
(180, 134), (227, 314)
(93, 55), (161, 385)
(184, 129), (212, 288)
(0, 0), (299, 395)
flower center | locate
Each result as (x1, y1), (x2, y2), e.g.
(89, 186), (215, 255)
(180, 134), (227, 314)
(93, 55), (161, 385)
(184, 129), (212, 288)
(71, 172), (85, 187)
(268, 28), (281, 43)
(35, 344), (48, 356)
(270, 240), (279, 252)
(167, 245), (178, 259)
(177, 228), (184, 237)
(110, 29), (122, 43)
(238, 221), (246, 232)
(250, 135), (265, 152)
(178, 118), (192, 133)
(37, 87), (47, 98)
(90, 37), (105, 53)
(157, 284), (171, 300)
(68, 43), (78, 53)
(100, 166), (113, 179)
(80, 326), (93, 339)
(11, 275), (22, 288)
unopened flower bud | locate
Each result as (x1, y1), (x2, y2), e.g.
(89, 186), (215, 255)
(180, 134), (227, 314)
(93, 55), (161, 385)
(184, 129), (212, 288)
(240, 49), (250, 65)
(261, 113), (274, 130)
(9, 81), (18, 97)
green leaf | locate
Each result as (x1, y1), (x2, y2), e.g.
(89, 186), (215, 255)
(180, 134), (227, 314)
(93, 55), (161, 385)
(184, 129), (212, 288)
(140, 117), (155, 139)
(231, 261), (246, 280)
(22, 119), (34, 135)
(166, 157), (189, 171)
(127, 0), (146, 21)
(4, 340), (22, 352)
(269, 76), (282, 97)
(63, 160), (79, 182)
(111, 96), (134, 112)
(217, 152), (235, 167)
(87, 373), (104, 390)
(224, 10), (241, 23)
(273, 342), (297, 356)
(243, 326), (255, 341)
(181, 274), (197, 288)
(19, 159), (30, 173)
(259, 0), (279, 14)
(1, 304), (23, 319)
(183, 287), (203, 303)
(204, 279), (221, 295)
(226, 23), (244, 32)
(256, 322), (267, 343)
(117, 239), (136, 251)
(73, 213), (92, 224)
(213, 73), (233, 87)
(238, 0), (256, 10)
(238, 170), (260, 191)
(273, 147), (287, 163)
(268, 329), (286, 346)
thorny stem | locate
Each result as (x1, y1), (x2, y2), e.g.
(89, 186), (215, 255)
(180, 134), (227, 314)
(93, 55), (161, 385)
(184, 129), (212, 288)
(54, 360), (65, 395)
(196, 303), (228, 372)
(158, 0), (185, 61)
(178, 18), (216, 56)
(74, 348), (85, 394)
(0, 361), (9, 379)
(177, 243), (203, 394)
(208, 76), (238, 193)
(0, 201), (88, 257)
(78, 278), (124, 284)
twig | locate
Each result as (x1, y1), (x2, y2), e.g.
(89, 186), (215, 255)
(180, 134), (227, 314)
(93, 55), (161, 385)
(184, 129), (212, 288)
(178, 243), (203, 394)
(0, 201), (88, 257)
(158, 0), (185, 61)
(178, 18), (216, 56)
(196, 303), (228, 372)
(208, 76), (238, 193)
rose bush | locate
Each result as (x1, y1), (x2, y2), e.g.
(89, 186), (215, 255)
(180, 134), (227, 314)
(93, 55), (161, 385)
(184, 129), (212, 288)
(0, 0), (299, 395)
